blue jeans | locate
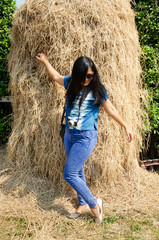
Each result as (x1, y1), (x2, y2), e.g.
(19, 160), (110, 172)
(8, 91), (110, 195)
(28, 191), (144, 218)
(63, 128), (97, 209)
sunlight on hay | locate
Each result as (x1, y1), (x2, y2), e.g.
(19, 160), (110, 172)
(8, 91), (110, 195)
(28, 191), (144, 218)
(8, 0), (147, 190)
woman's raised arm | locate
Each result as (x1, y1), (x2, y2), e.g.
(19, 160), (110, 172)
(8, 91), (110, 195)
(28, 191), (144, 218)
(102, 99), (132, 142)
(36, 53), (64, 86)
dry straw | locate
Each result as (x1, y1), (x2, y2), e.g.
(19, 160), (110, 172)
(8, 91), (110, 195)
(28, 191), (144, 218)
(6, 0), (159, 214)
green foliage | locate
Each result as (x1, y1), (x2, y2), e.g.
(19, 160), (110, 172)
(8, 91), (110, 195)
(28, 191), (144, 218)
(134, 1), (159, 47)
(0, 0), (16, 97)
(0, 0), (16, 144)
(0, 108), (12, 143)
(133, 0), (159, 155)
(141, 45), (159, 134)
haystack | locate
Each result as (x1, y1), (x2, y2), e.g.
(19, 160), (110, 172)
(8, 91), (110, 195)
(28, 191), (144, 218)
(7, 0), (158, 206)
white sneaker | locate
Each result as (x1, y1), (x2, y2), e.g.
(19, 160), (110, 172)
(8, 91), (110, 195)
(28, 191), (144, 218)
(94, 199), (103, 224)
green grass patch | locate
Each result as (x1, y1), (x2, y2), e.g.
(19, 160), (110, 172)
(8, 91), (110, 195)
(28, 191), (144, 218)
(0, 216), (39, 240)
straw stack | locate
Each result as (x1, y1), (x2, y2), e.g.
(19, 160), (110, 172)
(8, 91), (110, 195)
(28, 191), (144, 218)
(8, 0), (146, 189)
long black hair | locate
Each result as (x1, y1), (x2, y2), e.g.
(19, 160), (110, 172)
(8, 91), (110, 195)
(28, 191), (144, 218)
(67, 56), (106, 109)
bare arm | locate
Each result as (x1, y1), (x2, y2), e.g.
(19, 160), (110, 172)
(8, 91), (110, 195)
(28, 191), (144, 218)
(36, 53), (64, 86)
(102, 99), (132, 142)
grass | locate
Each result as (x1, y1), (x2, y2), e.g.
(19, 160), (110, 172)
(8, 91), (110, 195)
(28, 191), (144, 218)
(0, 217), (34, 240)
(0, 211), (159, 240)
(0, 146), (159, 239)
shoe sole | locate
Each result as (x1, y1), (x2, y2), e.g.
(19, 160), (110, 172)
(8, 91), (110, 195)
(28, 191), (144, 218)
(69, 212), (81, 219)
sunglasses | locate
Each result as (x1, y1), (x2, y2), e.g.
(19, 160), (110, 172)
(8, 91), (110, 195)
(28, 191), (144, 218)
(86, 74), (94, 79)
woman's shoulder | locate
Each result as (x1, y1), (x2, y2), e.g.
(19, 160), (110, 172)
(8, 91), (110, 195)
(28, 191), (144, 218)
(101, 83), (109, 103)
(64, 75), (72, 90)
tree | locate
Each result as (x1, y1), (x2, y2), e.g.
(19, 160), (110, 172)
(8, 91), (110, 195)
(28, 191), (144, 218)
(133, 0), (159, 158)
(0, 0), (16, 96)
(0, 0), (16, 143)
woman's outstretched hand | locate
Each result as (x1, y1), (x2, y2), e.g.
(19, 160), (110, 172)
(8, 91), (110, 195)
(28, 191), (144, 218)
(36, 53), (49, 64)
(125, 127), (132, 142)
(36, 53), (64, 86)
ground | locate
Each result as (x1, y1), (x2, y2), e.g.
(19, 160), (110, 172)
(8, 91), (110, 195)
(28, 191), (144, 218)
(0, 145), (159, 240)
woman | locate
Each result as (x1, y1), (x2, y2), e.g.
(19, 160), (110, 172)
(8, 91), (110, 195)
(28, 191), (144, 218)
(36, 53), (132, 224)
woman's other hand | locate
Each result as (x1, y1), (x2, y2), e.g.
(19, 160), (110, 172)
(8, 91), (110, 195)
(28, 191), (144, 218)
(36, 53), (49, 64)
(125, 127), (132, 142)
(36, 53), (64, 86)
(102, 99), (132, 142)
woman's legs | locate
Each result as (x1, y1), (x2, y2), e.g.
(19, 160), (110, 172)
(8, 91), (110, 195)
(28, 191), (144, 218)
(77, 167), (87, 206)
(64, 133), (87, 207)
(64, 130), (87, 208)
(75, 167), (88, 213)
(64, 129), (97, 209)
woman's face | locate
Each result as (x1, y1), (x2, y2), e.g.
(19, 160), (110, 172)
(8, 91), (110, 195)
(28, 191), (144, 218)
(81, 67), (94, 87)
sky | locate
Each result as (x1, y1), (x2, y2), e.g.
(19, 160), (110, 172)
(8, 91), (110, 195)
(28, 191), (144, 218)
(16, 0), (26, 8)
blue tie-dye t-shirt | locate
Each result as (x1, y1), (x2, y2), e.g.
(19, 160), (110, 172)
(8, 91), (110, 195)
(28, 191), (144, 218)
(64, 75), (108, 130)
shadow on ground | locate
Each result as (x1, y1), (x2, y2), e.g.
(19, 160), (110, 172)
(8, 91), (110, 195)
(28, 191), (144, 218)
(0, 145), (74, 218)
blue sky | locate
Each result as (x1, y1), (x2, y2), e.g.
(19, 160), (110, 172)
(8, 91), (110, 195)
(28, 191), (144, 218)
(16, 0), (26, 8)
